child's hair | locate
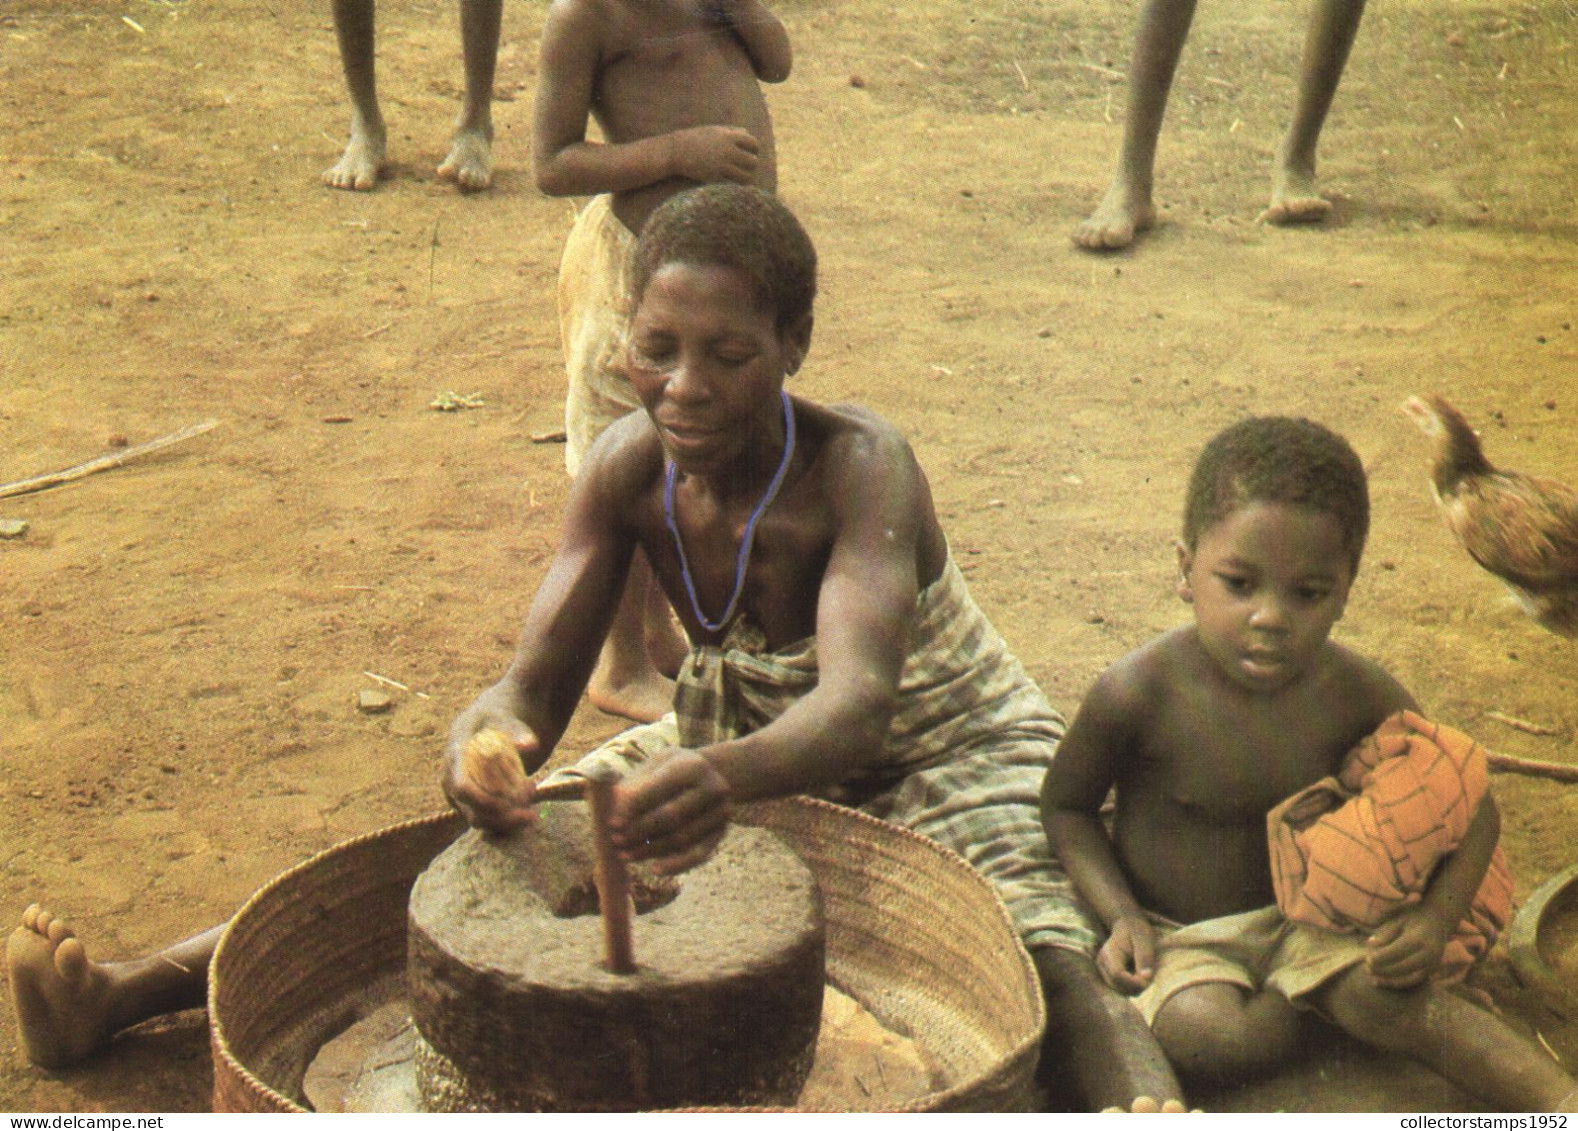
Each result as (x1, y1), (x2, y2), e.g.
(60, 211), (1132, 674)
(630, 184), (816, 332)
(1183, 416), (1370, 571)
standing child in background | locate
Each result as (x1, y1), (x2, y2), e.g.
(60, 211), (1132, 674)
(1073, 0), (1367, 248)
(324, 0), (503, 192)
(533, 0), (792, 723)
(1041, 416), (1578, 1110)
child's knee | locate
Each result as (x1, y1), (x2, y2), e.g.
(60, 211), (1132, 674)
(1154, 983), (1300, 1081)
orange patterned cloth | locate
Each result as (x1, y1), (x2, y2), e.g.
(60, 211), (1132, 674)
(1267, 710), (1514, 982)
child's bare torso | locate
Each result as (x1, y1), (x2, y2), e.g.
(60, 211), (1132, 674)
(594, 1), (777, 231)
(1111, 629), (1399, 924)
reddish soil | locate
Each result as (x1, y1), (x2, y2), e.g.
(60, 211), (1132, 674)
(2, 0), (1575, 1112)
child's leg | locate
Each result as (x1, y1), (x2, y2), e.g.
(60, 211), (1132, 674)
(1261, 0), (1366, 223)
(1322, 966), (1578, 1111)
(588, 549), (679, 725)
(1073, 0), (1198, 250)
(6, 905), (221, 1069)
(1034, 947), (1188, 1112)
(324, 0), (387, 192)
(436, 0), (503, 191)
(1151, 980), (1307, 1086)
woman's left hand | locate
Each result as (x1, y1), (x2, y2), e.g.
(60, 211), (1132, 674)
(609, 747), (733, 874)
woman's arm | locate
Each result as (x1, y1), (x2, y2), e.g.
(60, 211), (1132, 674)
(442, 423), (649, 829)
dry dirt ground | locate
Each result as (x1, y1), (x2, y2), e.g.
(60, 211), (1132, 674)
(2, 0), (1576, 1113)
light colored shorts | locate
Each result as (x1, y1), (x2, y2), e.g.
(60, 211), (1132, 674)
(557, 194), (642, 477)
(1131, 905), (1369, 1027)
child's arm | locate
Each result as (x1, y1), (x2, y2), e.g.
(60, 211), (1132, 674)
(1364, 793), (1501, 988)
(442, 422), (647, 831)
(705, 0), (792, 83)
(1041, 664), (1160, 993)
(532, 0), (763, 198)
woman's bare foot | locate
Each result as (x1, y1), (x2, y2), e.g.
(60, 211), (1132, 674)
(7, 904), (115, 1069)
(436, 125), (493, 192)
(1073, 182), (1157, 250)
(323, 120), (387, 192)
(1260, 162), (1332, 225)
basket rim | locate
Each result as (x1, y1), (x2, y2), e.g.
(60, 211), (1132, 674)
(210, 797), (1044, 1113)
(208, 809), (466, 1113)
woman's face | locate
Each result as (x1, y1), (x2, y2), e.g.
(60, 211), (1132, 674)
(625, 261), (807, 476)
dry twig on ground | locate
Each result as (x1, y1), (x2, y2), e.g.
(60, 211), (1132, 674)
(0, 419), (220, 500)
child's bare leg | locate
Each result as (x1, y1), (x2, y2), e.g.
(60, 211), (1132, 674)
(1322, 966), (1578, 1111)
(324, 0), (387, 192)
(1034, 947), (1189, 1112)
(1261, 0), (1366, 224)
(588, 550), (676, 724)
(436, 0), (502, 191)
(1073, 0), (1198, 250)
(644, 571), (689, 680)
(1151, 980), (1306, 1086)
(7, 905), (219, 1069)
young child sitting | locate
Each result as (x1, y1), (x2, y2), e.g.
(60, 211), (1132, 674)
(323, 0), (504, 192)
(1040, 416), (1578, 1110)
(534, 0), (793, 724)
(1072, 0), (1368, 249)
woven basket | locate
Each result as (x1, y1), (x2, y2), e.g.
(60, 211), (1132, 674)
(1507, 861), (1578, 1006)
(210, 797), (1044, 1113)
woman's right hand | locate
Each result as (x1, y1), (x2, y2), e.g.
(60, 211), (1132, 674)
(442, 711), (542, 834)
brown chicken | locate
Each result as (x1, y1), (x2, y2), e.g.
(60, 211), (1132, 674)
(1403, 393), (1578, 637)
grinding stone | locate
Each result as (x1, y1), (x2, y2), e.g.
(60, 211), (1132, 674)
(407, 802), (825, 1111)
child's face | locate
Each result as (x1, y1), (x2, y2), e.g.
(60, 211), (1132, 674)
(1178, 501), (1355, 694)
(625, 261), (809, 476)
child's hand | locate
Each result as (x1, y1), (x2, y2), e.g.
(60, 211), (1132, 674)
(1364, 904), (1453, 989)
(443, 722), (541, 834)
(668, 126), (761, 185)
(1097, 914), (1158, 994)
(609, 747), (732, 875)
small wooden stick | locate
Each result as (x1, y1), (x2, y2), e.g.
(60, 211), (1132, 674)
(0, 419), (220, 500)
(1488, 751), (1578, 783)
(587, 777), (636, 974)
(1485, 710), (1562, 737)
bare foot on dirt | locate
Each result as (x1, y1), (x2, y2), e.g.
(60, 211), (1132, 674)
(436, 127), (493, 192)
(1103, 1096), (1192, 1112)
(7, 904), (114, 1069)
(1259, 162), (1331, 225)
(1073, 183), (1157, 250)
(588, 665), (675, 724)
(323, 121), (387, 192)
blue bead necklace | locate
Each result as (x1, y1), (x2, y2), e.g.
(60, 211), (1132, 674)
(663, 391), (796, 634)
